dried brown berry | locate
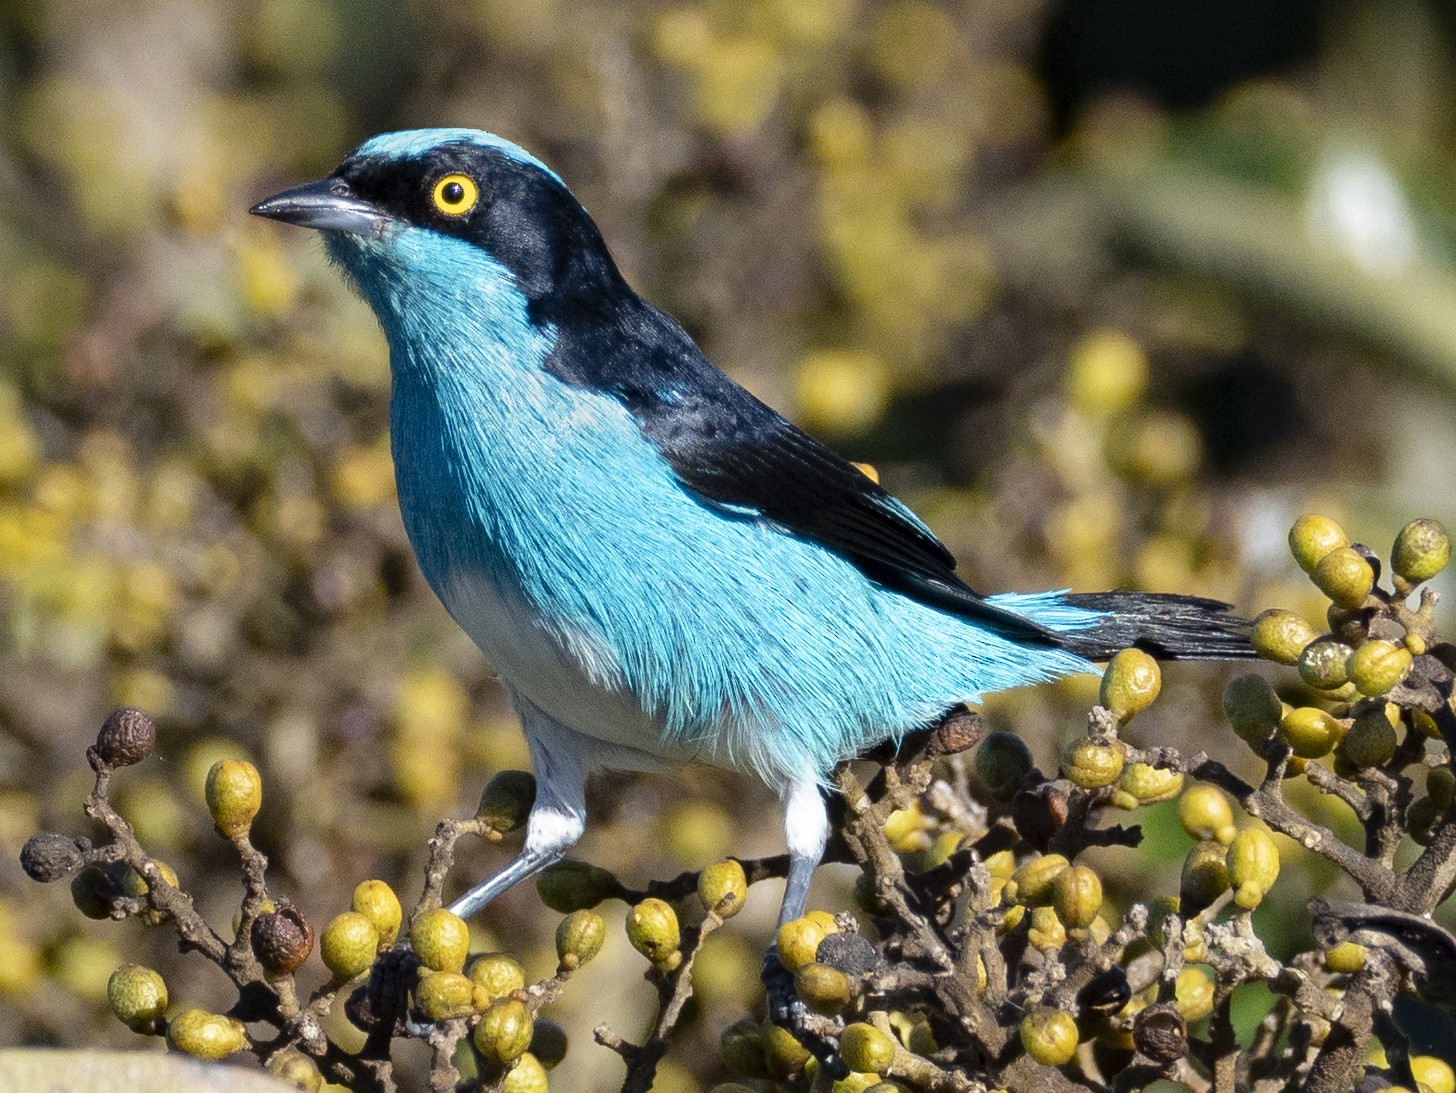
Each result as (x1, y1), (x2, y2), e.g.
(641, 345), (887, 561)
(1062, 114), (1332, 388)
(93, 708), (157, 768)
(20, 833), (86, 883)
(1133, 1003), (1187, 1062)
(251, 906), (315, 977)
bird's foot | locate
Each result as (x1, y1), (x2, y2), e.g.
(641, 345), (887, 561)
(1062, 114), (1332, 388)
(761, 948), (848, 1079)
(345, 944), (420, 1040)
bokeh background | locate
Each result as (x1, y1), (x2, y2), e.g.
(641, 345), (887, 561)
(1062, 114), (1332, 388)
(1, 0), (1455, 1088)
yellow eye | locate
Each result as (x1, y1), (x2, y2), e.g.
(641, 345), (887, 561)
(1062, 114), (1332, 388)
(431, 174), (478, 216)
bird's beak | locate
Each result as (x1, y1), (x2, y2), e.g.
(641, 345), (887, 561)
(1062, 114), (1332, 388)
(250, 179), (387, 237)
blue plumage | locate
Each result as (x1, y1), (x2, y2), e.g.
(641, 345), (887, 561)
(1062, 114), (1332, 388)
(251, 128), (1252, 926)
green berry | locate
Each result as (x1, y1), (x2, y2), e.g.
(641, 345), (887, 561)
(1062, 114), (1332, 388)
(1020, 1006), (1078, 1066)
(1061, 738), (1124, 789)
(1347, 639), (1412, 697)
(1228, 828), (1280, 910)
(501, 1052), (548, 1093)
(1289, 515), (1349, 573)
(474, 997), (534, 1063)
(697, 859), (748, 918)
(416, 970), (475, 1021)
(839, 1022), (896, 1074)
(475, 771), (536, 835)
(974, 732), (1034, 800)
(1297, 638), (1353, 691)
(1100, 648), (1161, 721)
(352, 880), (402, 947)
(467, 951), (527, 1007)
(535, 859), (617, 913)
(794, 962), (854, 1013)
(320, 911), (379, 981)
(1222, 674), (1283, 744)
(205, 760), (262, 840)
(167, 1007), (247, 1059)
(412, 908), (470, 973)
(555, 909), (605, 971)
(267, 1048), (323, 1092)
(1311, 547), (1374, 609)
(1393, 518), (1451, 584)
(625, 898), (679, 967)
(107, 963), (168, 1033)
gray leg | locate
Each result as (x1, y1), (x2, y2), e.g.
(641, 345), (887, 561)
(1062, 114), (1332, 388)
(448, 698), (589, 920)
(777, 775), (829, 926)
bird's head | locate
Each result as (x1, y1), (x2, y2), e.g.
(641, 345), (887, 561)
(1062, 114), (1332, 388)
(251, 129), (627, 327)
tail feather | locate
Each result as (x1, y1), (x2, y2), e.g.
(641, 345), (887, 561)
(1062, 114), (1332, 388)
(1053, 592), (1256, 662)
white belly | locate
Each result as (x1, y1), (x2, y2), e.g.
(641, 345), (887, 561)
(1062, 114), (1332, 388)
(441, 566), (703, 770)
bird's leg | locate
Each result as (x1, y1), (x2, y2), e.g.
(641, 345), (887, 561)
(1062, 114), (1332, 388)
(764, 776), (847, 1075)
(449, 699), (589, 919)
(778, 776), (829, 927)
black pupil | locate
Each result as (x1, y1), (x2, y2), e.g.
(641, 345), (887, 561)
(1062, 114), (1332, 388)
(442, 181), (465, 205)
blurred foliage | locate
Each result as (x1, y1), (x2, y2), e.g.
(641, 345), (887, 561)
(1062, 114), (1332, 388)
(0, 0), (1454, 1090)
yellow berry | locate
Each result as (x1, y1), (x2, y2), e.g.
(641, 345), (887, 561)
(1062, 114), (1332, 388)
(794, 962), (854, 1013)
(1174, 967), (1214, 1022)
(267, 1047), (323, 1092)
(1020, 1006), (1079, 1066)
(167, 1007), (247, 1059)
(1228, 828), (1280, 910)
(1116, 763), (1184, 807)
(626, 898), (680, 967)
(320, 912), (378, 981)
(1061, 738), (1124, 789)
(474, 997), (534, 1063)
(1052, 865), (1103, 929)
(1289, 515), (1349, 573)
(1066, 329), (1147, 415)
(352, 880), (402, 948)
(554, 909), (605, 971)
(776, 916), (829, 971)
(1100, 649), (1161, 721)
(1028, 905), (1067, 950)
(1393, 519), (1451, 585)
(416, 970), (475, 1021)
(764, 1023), (812, 1077)
(1010, 854), (1070, 906)
(1311, 547), (1375, 609)
(1178, 785), (1236, 844)
(840, 1022), (897, 1074)
(1280, 706), (1344, 759)
(411, 908), (470, 973)
(204, 759), (262, 839)
(467, 951), (527, 1007)
(1250, 610), (1317, 665)
(502, 1052), (549, 1093)
(1412, 1055), (1456, 1093)
(1348, 640), (1413, 697)
(1324, 941), (1367, 974)
(698, 859), (748, 918)
(107, 963), (168, 1033)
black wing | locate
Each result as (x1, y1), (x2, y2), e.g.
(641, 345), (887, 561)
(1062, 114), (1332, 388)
(541, 298), (1063, 646)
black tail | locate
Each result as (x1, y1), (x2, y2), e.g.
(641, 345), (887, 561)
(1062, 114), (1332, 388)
(1054, 592), (1256, 662)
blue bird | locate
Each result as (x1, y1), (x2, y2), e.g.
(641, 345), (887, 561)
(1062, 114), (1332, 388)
(251, 128), (1251, 930)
